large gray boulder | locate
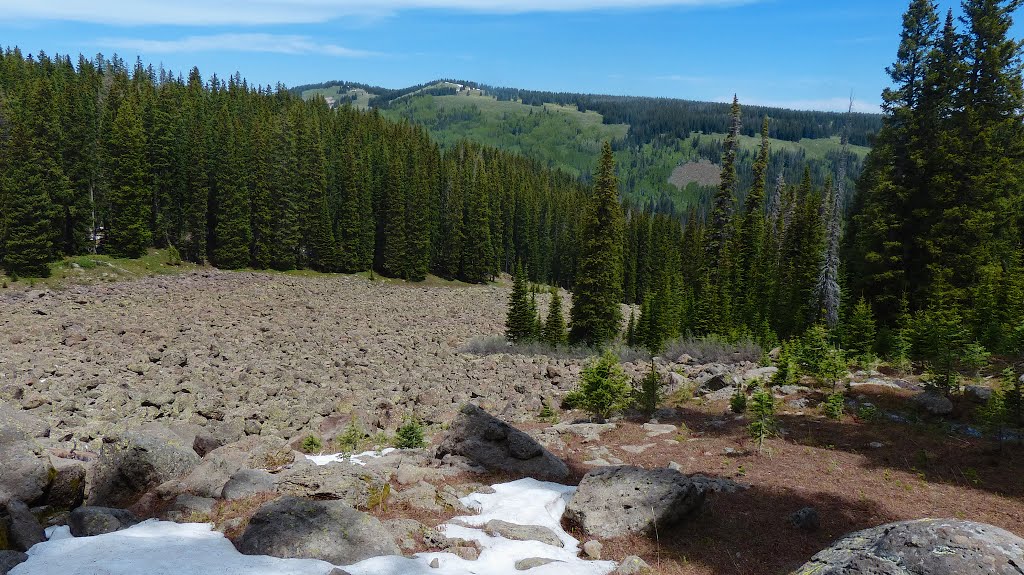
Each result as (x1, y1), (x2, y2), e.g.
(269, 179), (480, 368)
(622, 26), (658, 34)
(238, 496), (400, 565)
(177, 436), (294, 499)
(45, 455), (87, 510)
(274, 462), (388, 509)
(86, 425), (201, 507)
(221, 469), (276, 501)
(0, 501), (45, 551)
(0, 551), (28, 575)
(912, 391), (954, 416)
(563, 466), (705, 538)
(0, 440), (51, 506)
(792, 518), (1024, 574)
(435, 404), (569, 482)
(68, 506), (140, 537)
(0, 403), (49, 440)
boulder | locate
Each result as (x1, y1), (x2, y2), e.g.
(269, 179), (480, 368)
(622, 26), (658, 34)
(68, 506), (140, 537)
(383, 518), (428, 552)
(165, 494), (216, 522)
(788, 507), (820, 531)
(0, 404), (49, 440)
(563, 466), (705, 538)
(435, 404), (569, 482)
(615, 556), (652, 574)
(0, 439), (50, 506)
(238, 496), (400, 565)
(791, 518), (1024, 575)
(44, 456), (87, 510)
(0, 551), (28, 575)
(484, 519), (563, 547)
(0, 501), (45, 551)
(178, 436), (293, 499)
(964, 385), (994, 404)
(86, 425), (201, 507)
(221, 469), (276, 501)
(515, 557), (561, 570)
(912, 391), (954, 416)
(697, 374), (731, 395)
(274, 463), (387, 509)
(583, 539), (603, 559)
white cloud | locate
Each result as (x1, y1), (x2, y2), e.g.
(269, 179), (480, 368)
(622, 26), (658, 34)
(0, 0), (759, 26)
(97, 33), (379, 58)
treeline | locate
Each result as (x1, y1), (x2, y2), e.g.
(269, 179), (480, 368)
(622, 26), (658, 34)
(0, 50), (598, 283)
(481, 84), (882, 147)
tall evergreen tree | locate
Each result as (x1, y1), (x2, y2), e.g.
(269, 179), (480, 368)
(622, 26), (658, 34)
(104, 95), (151, 258)
(570, 142), (625, 347)
(543, 287), (568, 347)
(212, 108), (251, 269)
(506, 261), (536, 344)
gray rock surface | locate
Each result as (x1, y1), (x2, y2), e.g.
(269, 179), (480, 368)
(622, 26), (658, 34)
(791, 518), (1024, 575)
(177, 436), (293, 499)
(484, 519), (563, 548)
(274, 462), (387, 509)
(615, 556), (652, 574)
(0, 551), (28, 575)
(68, 506), (140, 537)
(515, 557), (561, 570)
(0, 501), (45, 551)
(221, 469), (276, 500)
(563, 466), (705, 538)
(788, 507), (820, 531)
(165, 494), (217, 521)
(435, 404), (569, 482)
(238, 496), (400, 565)
(86, 424), (200, 507)
(912, 391), (954, 416)
(0, 438), (50, 506)
(45, 455), (87, 510)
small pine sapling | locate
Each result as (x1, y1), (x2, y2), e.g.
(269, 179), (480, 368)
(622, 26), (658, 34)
(633, 361), (664, 419)
(300, 434), (323, 454)
(823, 392), (845, 420)
(393, 416), (426, 449)
(730, 386), (748, 414)
(747, 384), (776, 454)
(575, 350), (631, 421)
(976, 386), (1007, 451)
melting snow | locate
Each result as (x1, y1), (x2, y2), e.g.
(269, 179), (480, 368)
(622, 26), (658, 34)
(11, 477), (616, 575)
(304, 448), (397, 466)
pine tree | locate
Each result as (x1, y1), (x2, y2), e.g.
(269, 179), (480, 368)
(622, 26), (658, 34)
(707, 96), (740, 271)
(740, 116), (771, 327)
(104, 95), (151, 258)
(212, 107), (251, 269)
(506, 261), (536, 344)
(844, 296), (878, 360)
(2, 83), (62, 277)
(570, 142), (624, 347)
(543, 287), (568, 347)
(461, 154), (493, 283)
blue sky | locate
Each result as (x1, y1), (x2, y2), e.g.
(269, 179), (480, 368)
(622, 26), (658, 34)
(1, 1), (1021, 113)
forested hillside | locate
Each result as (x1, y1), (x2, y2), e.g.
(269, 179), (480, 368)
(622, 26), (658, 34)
(293, 80), (879, 213)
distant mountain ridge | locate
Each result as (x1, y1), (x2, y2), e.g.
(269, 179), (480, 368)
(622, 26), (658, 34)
(293, 79), (879, 212)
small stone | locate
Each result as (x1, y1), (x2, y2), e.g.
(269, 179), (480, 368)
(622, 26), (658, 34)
(452, 546), (479, 561)
(869, 441), (884, 449)
(615, 555), (652, 574)
(515, 557), (560, 570)
(583, 539), (603, 559)
(788, 507), (820, 531)
(484, 519), (563, 548)
(429, 558), (440, 568)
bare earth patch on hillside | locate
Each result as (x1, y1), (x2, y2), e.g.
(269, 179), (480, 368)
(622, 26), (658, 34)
(669, 159), (722, 190)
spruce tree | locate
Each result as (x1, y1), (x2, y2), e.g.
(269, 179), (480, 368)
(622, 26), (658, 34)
(212, 107), (251, 269)
(569, 141), (624, 347)
(380, 147), (407, 278)
(506, 261), (536, 344)
(543, 287), (568, 347)
(104, 95), (151, 258)
(844, 296), (878, 360)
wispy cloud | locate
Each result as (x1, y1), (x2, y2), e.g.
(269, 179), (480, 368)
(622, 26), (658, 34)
(97, 33), (379, 58)
(2, 0), (760, 26)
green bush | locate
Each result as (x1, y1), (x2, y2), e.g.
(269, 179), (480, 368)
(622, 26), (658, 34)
(300, 434), (323, 454)
(334, 419), (363, 453)
(632, 362), (664, 419)
(823, 393), (845, 420)
(574, 350), (631, 421)
(730, 387), (748, 414)
(857, 405), (881, 422)
(393, 416), (426, 449)
(771, 339), (801, 387)
(166, 245), (183, 266)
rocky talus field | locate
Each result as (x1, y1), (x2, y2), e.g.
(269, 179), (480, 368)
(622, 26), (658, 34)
(2, 271), (1023, 575)
(0, 271), (580, 444)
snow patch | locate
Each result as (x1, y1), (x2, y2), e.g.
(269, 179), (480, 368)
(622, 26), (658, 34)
(13, 479), (616, 575)
(305, 448), (396, 466)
